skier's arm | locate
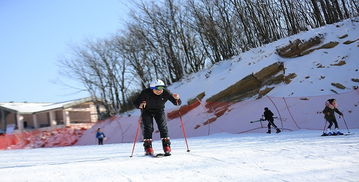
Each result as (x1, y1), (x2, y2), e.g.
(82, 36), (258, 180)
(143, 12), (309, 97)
(334, 108), (343, 116)
(167, 90), (182, 106)
(134, 90), (147, 109)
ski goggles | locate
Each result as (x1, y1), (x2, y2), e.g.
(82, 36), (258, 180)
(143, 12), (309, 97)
(151, 86), (165, 90)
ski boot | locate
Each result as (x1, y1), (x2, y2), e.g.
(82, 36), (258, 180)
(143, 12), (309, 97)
(326, 128), (333, 136)
(321, 133), (328, 136)
(162, 137), (171, 156)
(266, 130), (271, 134)
(143, 139), (154, 156)
(276, 128), (281, 133)
(335, 128), (344, 135)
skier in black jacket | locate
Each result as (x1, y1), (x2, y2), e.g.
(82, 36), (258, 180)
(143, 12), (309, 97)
(263, 107), (281, 134)
(322, 99), (343, 136)
(134, 79), (181, 156)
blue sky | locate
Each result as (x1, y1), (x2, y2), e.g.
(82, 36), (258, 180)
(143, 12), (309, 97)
(0, 0), (136, 102)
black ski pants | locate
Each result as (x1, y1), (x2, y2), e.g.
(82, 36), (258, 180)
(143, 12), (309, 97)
(267, 118), (278, 130)
(141, 109), (169, 139)
(326, 118), (339, 129)
(98, 138), (104, 145)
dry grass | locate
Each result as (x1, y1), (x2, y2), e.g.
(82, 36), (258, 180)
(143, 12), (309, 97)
(276, 35), (323, 58)
(343, 38), (359, 45)
(205, 62), (297, 111)
(302, 41), (339, 56)
(284, 73), (297, 84)
(316, 63), (325, 68)
(330, 60), (346, 66)
(330, 89), (339, 94)
(319, 41), (339, 48)
(206, 74), (261, 104)
(331, 82), (346, 89)
(257, 87), (274, 99)
(338, 34), (348, 39)
(206, 62), (283, 104)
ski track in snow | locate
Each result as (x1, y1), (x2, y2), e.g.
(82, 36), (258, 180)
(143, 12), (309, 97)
(1, 130), (359, 182)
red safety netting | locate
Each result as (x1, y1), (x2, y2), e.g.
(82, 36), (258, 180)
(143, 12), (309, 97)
(0, 124), (92, 150)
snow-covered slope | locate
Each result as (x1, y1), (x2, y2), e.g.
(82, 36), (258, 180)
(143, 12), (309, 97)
(1, 130), (359, 182)
(167, 18), (358, 105)
(75, 18), (359, 146)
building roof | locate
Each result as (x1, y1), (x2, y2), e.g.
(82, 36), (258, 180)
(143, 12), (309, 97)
(0, 97), (95, 114)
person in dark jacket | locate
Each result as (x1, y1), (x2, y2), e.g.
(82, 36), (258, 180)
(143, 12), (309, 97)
(322, 99), (343, 136)
(96, 128), (106, 145)
(134, 79), (181, 156)
(263, 107), (281, 134)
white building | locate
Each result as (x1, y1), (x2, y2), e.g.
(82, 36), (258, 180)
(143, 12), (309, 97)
(0, 97), (105, 134)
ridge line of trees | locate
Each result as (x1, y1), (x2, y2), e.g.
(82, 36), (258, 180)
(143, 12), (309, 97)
(60, 0), (359, 117)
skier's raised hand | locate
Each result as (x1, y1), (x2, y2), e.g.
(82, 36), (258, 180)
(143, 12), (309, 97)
(173, 93), (180, 100)
(139, 101), (146, 109)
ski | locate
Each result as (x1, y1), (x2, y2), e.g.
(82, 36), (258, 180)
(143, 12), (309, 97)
(145, 153), (171, 158)
(321, 133), (353, 136)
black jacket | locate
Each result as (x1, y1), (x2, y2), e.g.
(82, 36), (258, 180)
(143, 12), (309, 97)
(263, 110), (274, 121)
(322, 106), (342, 120)
(134, 88), (181, 111)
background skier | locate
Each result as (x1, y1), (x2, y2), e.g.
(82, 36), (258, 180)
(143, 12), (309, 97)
(134, 79), (181, 156)
(96, 128), (106, 145)
(322, 99), (344, 136)
(263, 107), (281, 134)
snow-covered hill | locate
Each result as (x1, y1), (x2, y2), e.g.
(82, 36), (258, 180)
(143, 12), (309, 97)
(3, 19), (358, 150)
(1, 17), (359, 182)
(168, 18), (358, 102)
(75, 18), (359, 146)
(1, 129), (359, 182)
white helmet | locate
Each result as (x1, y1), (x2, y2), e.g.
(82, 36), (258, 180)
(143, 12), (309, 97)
(150, 79), (165, 89)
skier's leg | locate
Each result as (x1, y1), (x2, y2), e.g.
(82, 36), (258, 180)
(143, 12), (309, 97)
(141, 111), (154, 139)
(267, 122), (271, 134)
(326, 119), (334, 135)
(154, 111), (171, 154)
(270, 120), (281, 133)
(327, 119), (333, 129)
(333, 119), (343, 135)
(154, 111), (169, 138)
(333, 118), (339, 128)
(141, 111), (154, 154)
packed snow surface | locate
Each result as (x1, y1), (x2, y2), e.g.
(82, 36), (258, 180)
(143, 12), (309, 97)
(1, 129), (358, 182)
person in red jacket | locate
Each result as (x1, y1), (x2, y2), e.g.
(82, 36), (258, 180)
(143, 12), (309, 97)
(134, 79), (181, 156)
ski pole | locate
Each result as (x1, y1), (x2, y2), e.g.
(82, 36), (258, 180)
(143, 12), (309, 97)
(130, 115), (142, 157)
(177, 100), (190, 152)
(341, 116), (350, 133)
